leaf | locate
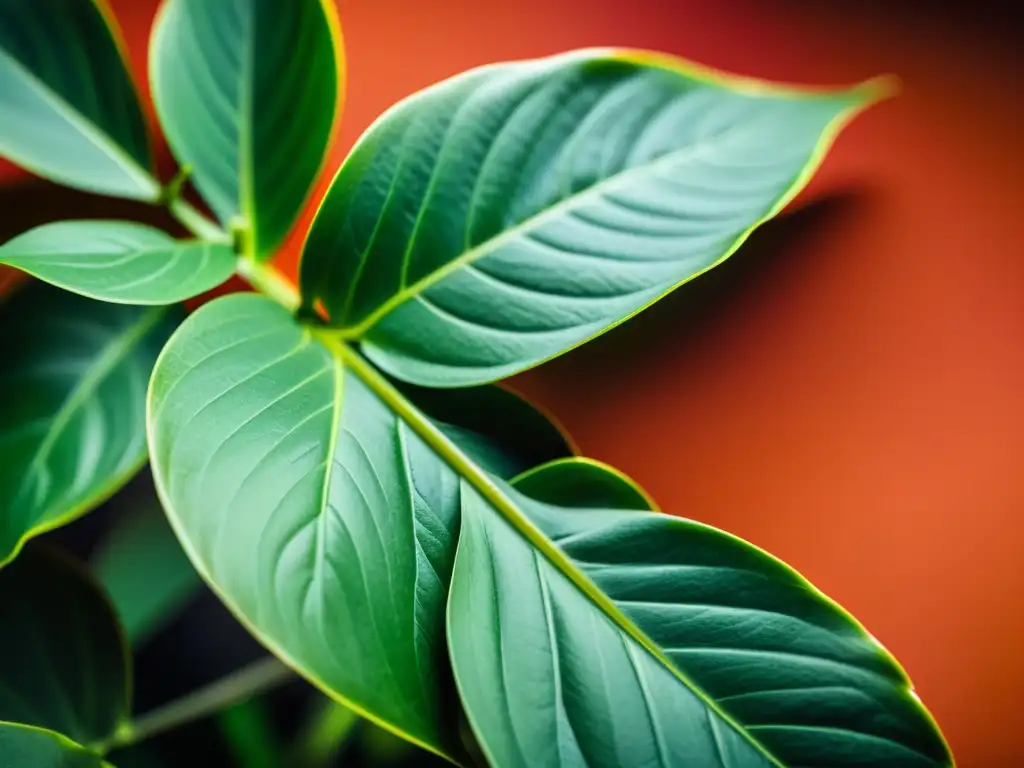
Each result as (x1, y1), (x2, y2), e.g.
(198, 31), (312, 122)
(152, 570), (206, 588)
(149, 294), (949, 765)
(512, 457), (654, 510)
(0, 545), (131, 760)
(150, 0), (343, 260)
(397, 381), (575, 479)
(0, 0), (157, 200)
(300, 50), (887, 387)
(148, 294), (464, 760)
(0, 282), (181, 567)
(0, 221), (236, 305)
(448, 478), (953, 767)
(0, 723), (111, 768)
(92, 502), (202, 645)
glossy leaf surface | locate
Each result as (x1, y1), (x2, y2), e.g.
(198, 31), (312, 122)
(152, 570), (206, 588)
(149, 294), (948, 765)
(148, 294), (463, 759)
(150, 0), (342, 259)
(93, 502), (202, 644)
(0, 724), (110, 768)
(0, 283), (180, 566)
(0, 546), (130, 757)
(0, 221), (235, 305)
(0, 0), (156, 199)
(450, 480), (952, 767)
(301, 49), (883, 386)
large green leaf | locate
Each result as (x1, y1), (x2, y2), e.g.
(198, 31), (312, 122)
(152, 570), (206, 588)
(451, 465), (952, 767)
(148, 294), (464, 760)
(148, 294), (949, 766)
(0, 282), (180, 566)
(150, 0), (342, 260)
(0, 221), (235, 305)
(0, 545), (131, 763)
(0, 0), (156, 200)
(300, 49), (886, 387)
(92, 502), (202, 645)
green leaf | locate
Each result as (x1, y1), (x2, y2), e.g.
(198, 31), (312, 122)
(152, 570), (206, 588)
(0, 221), (236, 305)
(0, 0), (156, 200)
(0, 282), (180, 567)
(448, 480), (953, 767)
(92, 502), (202, 645)
(300, 49), (886, 387)
(513, 456), (654, 510)
(150, 0), (343, 260)
(148, 294), (464, 761)
(397, 381), (575, 479)
(0, 723), (111, 768)
(0, 545), (131, 760)
(149, 294), (949, 765)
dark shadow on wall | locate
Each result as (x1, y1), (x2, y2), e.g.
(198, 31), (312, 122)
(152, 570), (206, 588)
(527, 189), (874, 397)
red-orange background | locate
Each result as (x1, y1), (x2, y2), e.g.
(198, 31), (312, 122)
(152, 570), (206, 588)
(2, 2), (1021, 765)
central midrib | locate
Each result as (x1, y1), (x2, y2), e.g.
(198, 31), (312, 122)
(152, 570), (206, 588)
(316, 332), (782, 767)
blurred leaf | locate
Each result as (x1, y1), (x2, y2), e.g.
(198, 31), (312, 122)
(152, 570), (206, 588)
(93, 503), (202, 645)
(0, 282), (181, 566)
(288, 698), (359, 768)
(0, 221), (235, 305)
(150, 0), (343, 259)
(0, 546), (130, 759)
(217, 698), (282, 768)
(0, 0), (157, 199)
(0, 723), (111, 768)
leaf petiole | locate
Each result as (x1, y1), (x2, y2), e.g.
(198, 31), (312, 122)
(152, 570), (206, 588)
(97, 656), (295, 753)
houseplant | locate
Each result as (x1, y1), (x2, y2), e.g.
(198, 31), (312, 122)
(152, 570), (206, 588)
(0, 0), (952, 765)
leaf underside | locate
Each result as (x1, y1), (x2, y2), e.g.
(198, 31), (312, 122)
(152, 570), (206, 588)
(149, 295), (949, 766)
(0, 282), (180, 566)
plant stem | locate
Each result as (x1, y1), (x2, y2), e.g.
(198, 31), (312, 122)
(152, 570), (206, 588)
(167, 198), (228, 243)
(104, 657), (294, 752)
(167, 197), (301, 311)
(236, 256), (301, 311)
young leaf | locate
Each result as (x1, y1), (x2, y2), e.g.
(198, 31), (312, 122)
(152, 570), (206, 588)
(0, 282), (181, 567)
(449, 475), (953, 767)
(0, 0), (157, 200)
(150, 0), (343, 260)
(92, 502), (202, 645)
(0, 545), (131, 761)
(148, 294), (949, 765)
(0, 221), (235, 305)
(301, 50), (886, 387)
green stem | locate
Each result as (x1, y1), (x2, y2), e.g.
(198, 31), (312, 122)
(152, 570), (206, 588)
(167, 196), (301, 312)
(103, 657), (294, 752)
(167, 198), (228, 243)
(236, 256), (301, 311)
